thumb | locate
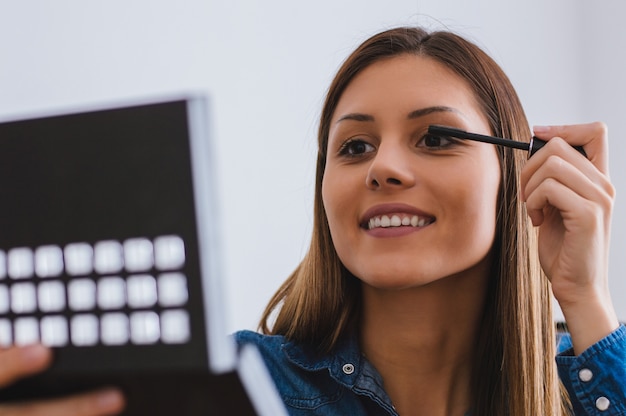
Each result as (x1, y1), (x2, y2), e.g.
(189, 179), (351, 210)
(0, 345), (52, 388)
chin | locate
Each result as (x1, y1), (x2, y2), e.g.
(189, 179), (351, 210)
(356, 269), (441, 291)
(352, 259), (488, 292)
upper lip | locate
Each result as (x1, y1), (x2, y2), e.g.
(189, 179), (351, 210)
(359, 203), (435, 227)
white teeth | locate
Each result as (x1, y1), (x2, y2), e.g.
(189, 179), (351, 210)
(380, 216), (391, 227)
(367, 214), (432, 230)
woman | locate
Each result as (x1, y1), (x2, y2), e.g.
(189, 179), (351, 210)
(0, 26), (623, 416)
(236, 27), (625, 415)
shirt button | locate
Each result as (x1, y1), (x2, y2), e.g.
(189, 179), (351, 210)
(342, 363), (355, 375)
(596, 396), (610, 411)
(578, 368), (593, 382)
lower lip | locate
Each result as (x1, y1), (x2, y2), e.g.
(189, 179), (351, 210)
(364, 224), (431, 238)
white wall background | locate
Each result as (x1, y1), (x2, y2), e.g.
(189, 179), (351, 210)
(0, 0), (624, 333)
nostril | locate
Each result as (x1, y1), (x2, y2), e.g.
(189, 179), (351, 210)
(386, 178), (402, 185)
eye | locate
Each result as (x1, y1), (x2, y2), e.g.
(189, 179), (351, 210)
(418, 134), (456, 149)
(338, 139), (375, 157)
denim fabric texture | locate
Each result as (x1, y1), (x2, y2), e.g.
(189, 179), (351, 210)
(236, 325), (626, 415)
(557, 325), (626, 415)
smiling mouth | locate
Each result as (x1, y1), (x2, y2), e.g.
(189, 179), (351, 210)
(365, 214), (435, 230)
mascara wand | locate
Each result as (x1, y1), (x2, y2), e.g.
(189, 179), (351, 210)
(428, 125), (587, 159)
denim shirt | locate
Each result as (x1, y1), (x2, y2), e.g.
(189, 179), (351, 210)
(556, 325), (626, 415)
(235, 325), (626, 415)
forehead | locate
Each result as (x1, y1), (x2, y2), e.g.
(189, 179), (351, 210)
(331, 54), (485, 125)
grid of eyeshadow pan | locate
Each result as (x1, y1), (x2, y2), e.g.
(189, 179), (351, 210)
(0, 235), (191, 348)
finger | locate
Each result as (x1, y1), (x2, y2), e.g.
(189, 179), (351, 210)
(0, 388), (125, 416)
(520, 137), (614, 202)
(522, 152), (613, 208)
(525, 176), (602, 231)
(523, 136), (600, 184)
(0, 345), (52, 388)
(532, 122), (609, 175)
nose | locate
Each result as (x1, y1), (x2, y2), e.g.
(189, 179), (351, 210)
(365, 144), (416, 190)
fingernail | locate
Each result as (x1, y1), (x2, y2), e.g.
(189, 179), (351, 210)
(533, 125), (550, 134)
(20, 344), (49, 362)
(96, 389), (124, 410)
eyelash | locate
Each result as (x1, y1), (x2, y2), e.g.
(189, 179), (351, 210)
(337, 139), (375, 157)
(336, 134), (459, 158)
(416, 134), (459, 150)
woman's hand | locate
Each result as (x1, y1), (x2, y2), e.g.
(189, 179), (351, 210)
(0, 344), (124, 415)
(520, 122), (619, 355)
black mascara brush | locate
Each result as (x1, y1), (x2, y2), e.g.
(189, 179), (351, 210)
(428, 125), (587, 159)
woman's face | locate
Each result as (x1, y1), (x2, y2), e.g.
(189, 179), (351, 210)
(322, 54), (501, 289)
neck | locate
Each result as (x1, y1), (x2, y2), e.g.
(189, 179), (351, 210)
(359, 269), (489, 416)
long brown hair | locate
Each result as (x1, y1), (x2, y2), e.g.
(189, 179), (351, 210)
(260, 27), (568, 415)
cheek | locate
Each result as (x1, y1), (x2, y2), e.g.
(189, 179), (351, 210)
(432, 151), (500, 245)
(321, 171), (344, 240)
(322, 167), (356, 223)
(321, 167), (363, 264)
(321, 172), (335, 220)
(451, 162), (501, 247)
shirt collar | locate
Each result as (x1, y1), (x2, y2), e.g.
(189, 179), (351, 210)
(281, 332), (364, 386)
(281, 332), (395, 413)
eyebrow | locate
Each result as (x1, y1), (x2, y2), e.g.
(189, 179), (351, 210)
(335, 106), (462, 124)
(407, 105), (462, 119)
(335, 113), (375, 123)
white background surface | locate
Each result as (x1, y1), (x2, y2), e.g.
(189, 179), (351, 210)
(1, 1), (624, 333)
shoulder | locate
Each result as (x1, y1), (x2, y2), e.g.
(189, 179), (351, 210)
(233, 330), (296, 393)
(233, 330), (289, 368)
(234, 329), (285, 350)
(233, 330), (325, 388)
(232, 330), (359, 414)
(234, 330), (289, 362)
(233, 330), (331, 382)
